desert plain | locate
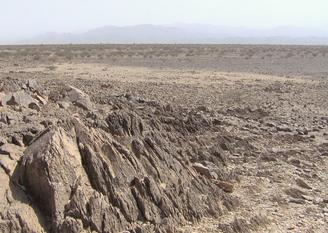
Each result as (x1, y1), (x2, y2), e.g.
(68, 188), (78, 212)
(0, 44), (328, 232)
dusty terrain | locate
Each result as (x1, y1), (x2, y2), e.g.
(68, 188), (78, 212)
(0, 45), (328, 233)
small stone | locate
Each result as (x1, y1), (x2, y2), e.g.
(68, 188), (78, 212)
(27, 79), (40, 92)
(215, 180), (234, 193)
(58, 101), (70, 109)
(210, 171), (218, 180)
(164, 104), (173, 112)
(131, 139), (144, 157)
(289, 159), (301, 167)
(313, 197), (323, 204)
(0, 112), (8, 124)
(0, 155), (16, 175)
(284, 188), (306, 199)
(23, 133), (34, 146)
(276, 125), (292, 132)
(11, 135), (24, 147)
(301, 195), (313, 201)
(289, 198), (305, 204)
(33, 93), (47, 105)
(23, 115), (33, 123)
(28, 102), (41, 111)
(40, 120), (53, 128)
(196, 105), (208, 112)
(296, 178), (312, 189)
(0, 92), (6, 106)
(192, 162), (212, 179)
(265, 122), (276, 127)
(0, 136), (6, 146)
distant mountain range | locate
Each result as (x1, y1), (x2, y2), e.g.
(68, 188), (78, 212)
(13, 24), (328, 45)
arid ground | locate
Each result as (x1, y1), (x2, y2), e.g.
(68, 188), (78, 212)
(0, 45), (328, 233)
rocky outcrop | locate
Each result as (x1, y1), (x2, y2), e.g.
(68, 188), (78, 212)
(1, 83), (241, 232)
(15, 108), (236, 232)
(0, 173), (47, 233)
(0, 141), (46, 233)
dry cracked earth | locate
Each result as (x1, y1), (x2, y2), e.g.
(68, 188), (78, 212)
(0, 45), (328, 233)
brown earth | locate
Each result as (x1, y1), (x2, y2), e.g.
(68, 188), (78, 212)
(0, 45), (328, 233)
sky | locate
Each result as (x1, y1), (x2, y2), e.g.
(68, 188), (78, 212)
(1, 0), (328, 41)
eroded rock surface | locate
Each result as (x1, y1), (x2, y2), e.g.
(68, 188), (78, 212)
(0, 81), (242, 233)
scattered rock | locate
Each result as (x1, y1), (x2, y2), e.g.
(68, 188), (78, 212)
(0, 112), (8, 124)
(301, 195), (314, 201)
(289, 198), (306, 204)
(6, 91), (38, 108)
(0, 92), (6, 106)
(0, 143), (24, 161)
(40, 119), (54, 128)
(193, 162), (213, 179)
(22, 133), (35, 146)
(27, 79), (41, 92)
(0, 136), (6, 146)
(65, 85), (93, 110)
(215, 180), (235, 193)
(288, 158), (301, 167)
(0, 154), (16, 175)
(313, 197), (323, 205)
(33, 93), (48, 105)
(11, 134), (24, 147)
(284, 188), (306, 199)
(28, 102), (41, 112)
(276, 125), (293, 132)
(58, 101), (70, 109)
(0, 94), (12, 107)
(296, 178), (312, 189)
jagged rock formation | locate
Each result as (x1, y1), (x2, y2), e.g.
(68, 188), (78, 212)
(1, 79), (241, 232)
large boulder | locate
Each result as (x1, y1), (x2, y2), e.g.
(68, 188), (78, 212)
(0, 93), (12, 107)
(2, 91), (42, 111)
(18, 124), (129, 232)
(6, 91), (38, 107)
(65, 85), (93, 110)
(27, 79), (41, 93)
(18, 127), (88, 226)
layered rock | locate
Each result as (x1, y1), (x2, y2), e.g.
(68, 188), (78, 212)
(15, 108), (236, 232)
(1, 83), (241, 232)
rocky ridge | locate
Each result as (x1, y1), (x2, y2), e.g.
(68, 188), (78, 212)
(0, 78), (248, 233)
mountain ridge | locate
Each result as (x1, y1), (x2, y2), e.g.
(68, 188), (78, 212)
(12, 24), (328, 45)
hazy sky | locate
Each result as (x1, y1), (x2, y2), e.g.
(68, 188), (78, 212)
(1, 0), (328, 40)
